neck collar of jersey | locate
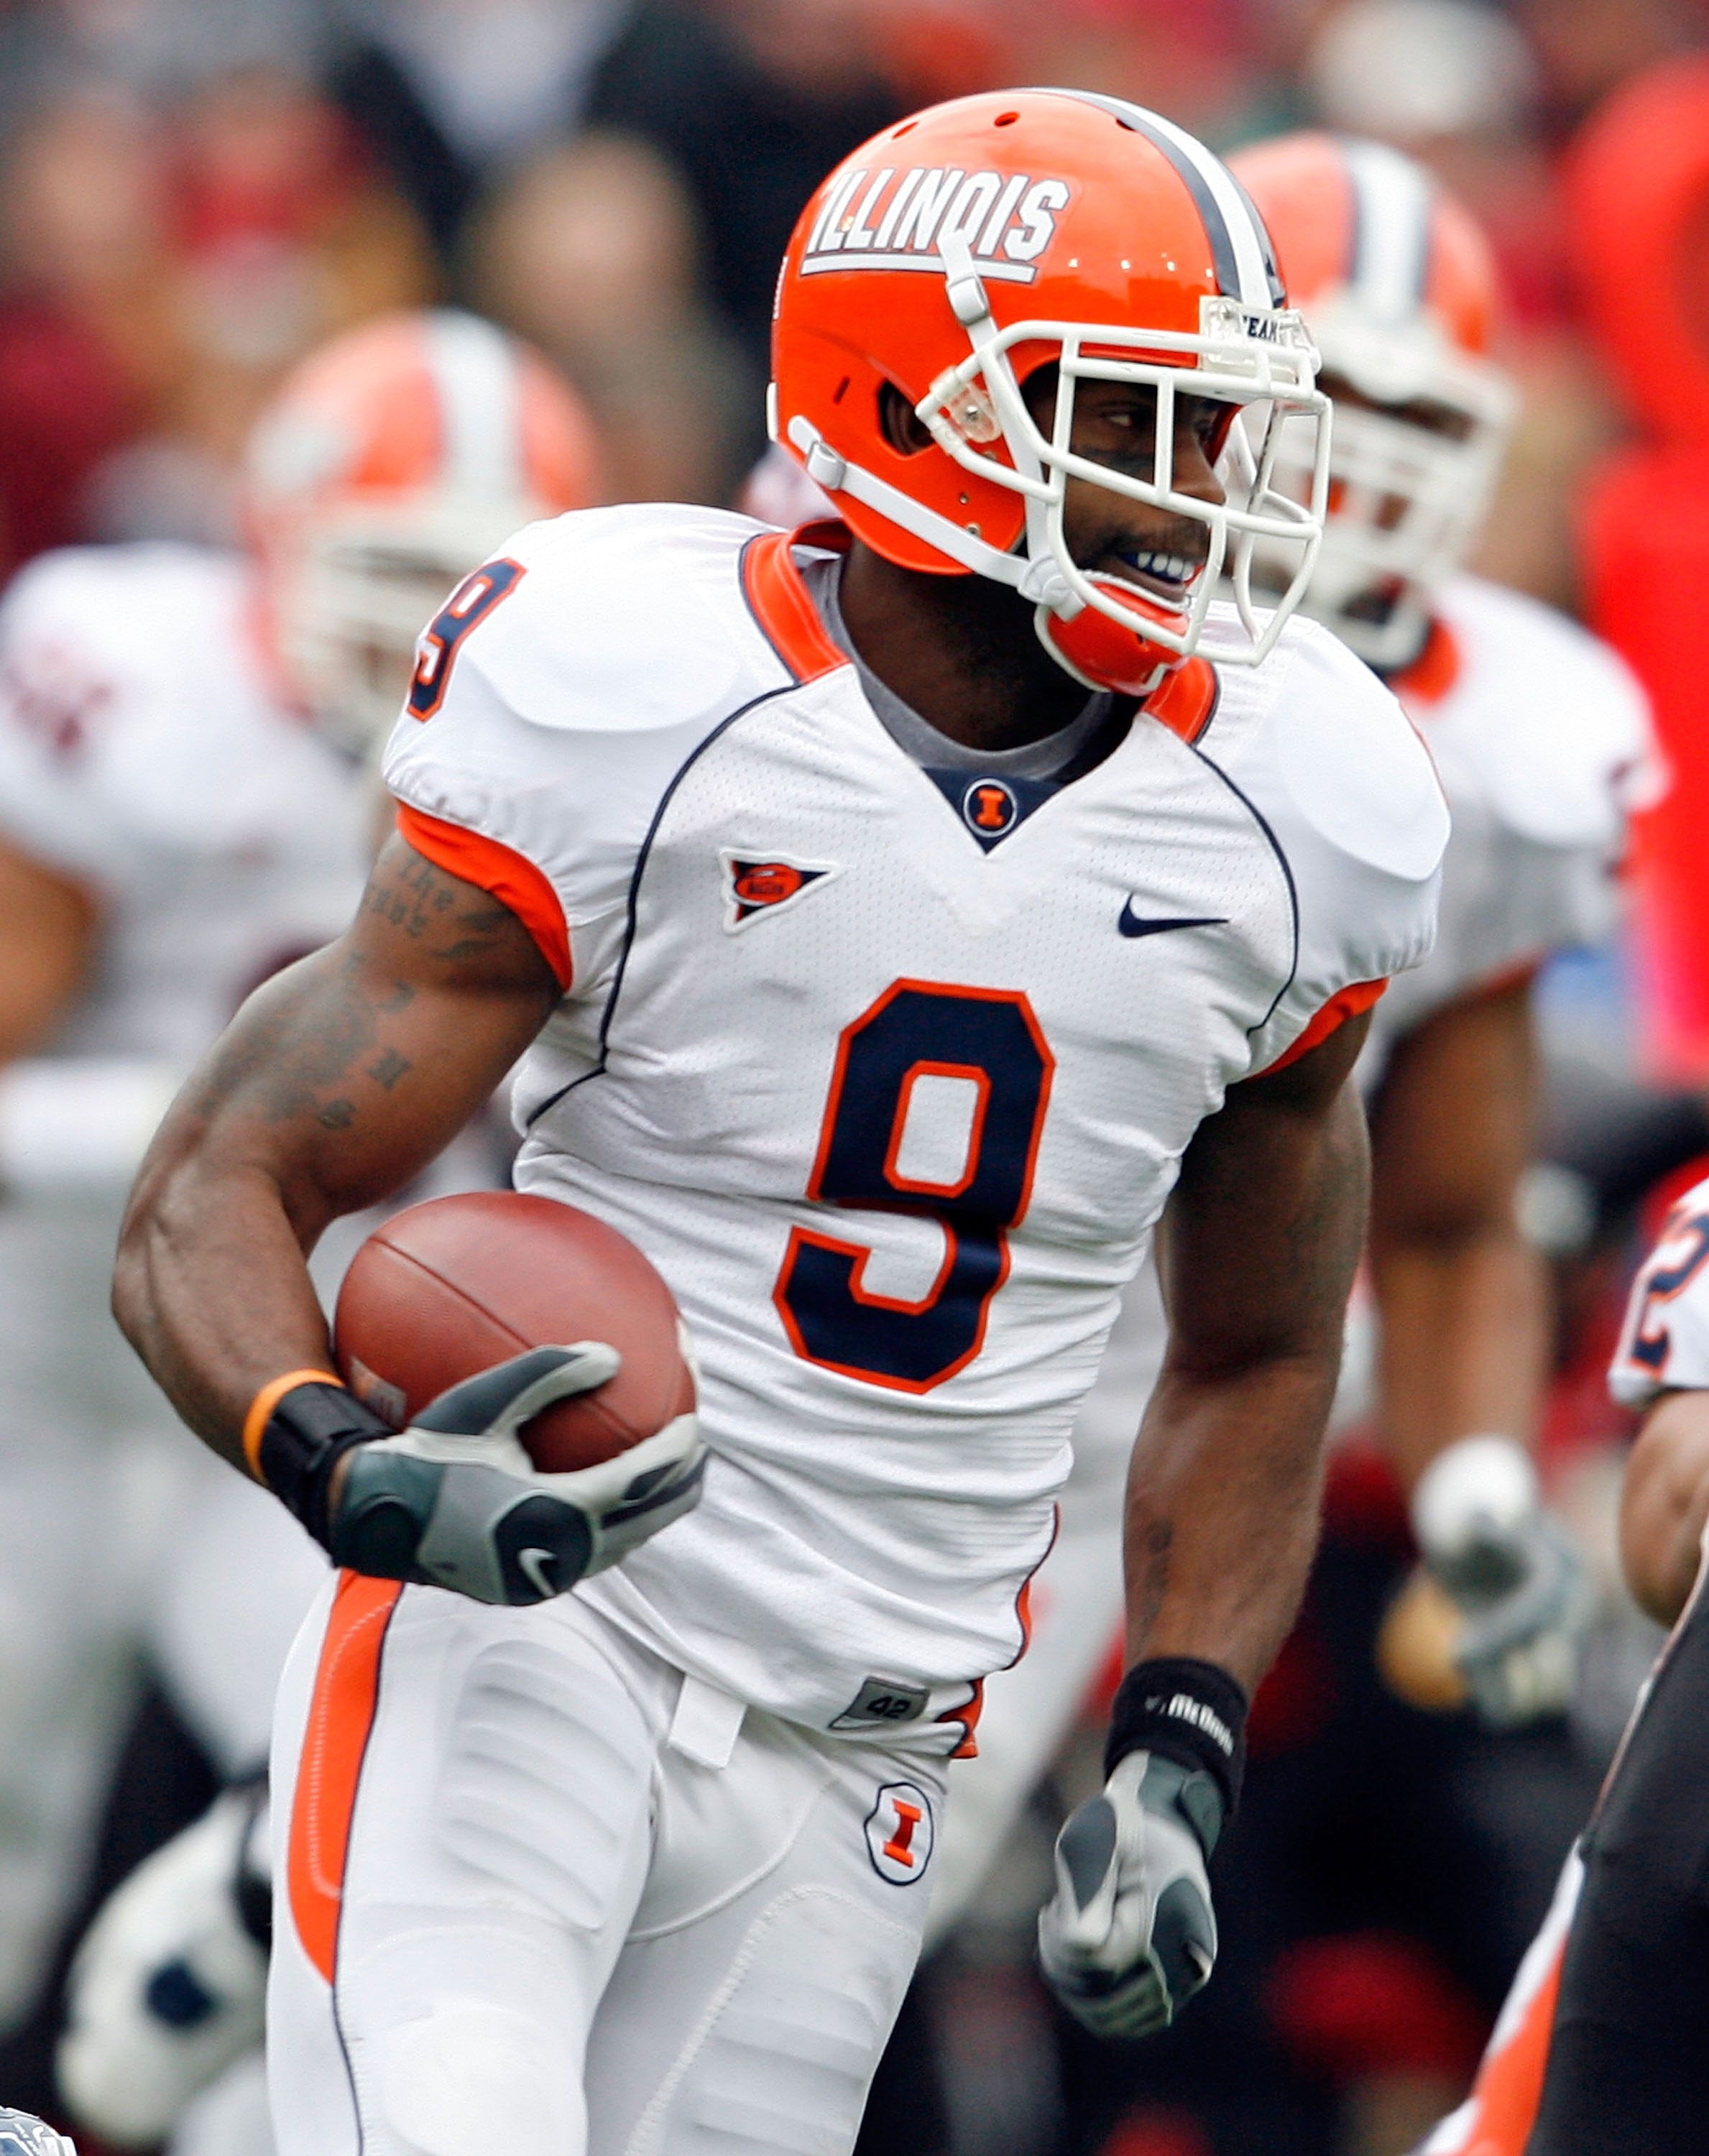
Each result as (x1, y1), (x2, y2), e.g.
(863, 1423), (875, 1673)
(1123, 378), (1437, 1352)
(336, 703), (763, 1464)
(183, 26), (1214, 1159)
(751, 517), (1217, 750)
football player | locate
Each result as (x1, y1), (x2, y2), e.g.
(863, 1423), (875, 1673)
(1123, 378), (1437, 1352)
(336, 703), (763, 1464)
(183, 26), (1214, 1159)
(0, 308), (596, 2134)
(1420, 1181), (1709, 2155)
(114, 90), (1446, 2156)
(920, 132), (1659, 1949)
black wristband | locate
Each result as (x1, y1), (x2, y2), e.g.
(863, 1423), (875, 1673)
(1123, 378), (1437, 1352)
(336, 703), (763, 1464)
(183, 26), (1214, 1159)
(1105, 1657), (1249, 1822)
(258, 1382), (392, 1551)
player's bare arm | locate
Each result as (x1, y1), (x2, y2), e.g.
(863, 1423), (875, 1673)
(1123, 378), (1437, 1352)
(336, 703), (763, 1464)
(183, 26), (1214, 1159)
(1368, 975), (1591, 1725)
(1039, 1014), (1373, 2040)
(0, 835), (98, 1063)
(1137, 1010), (1371, 1690)
(1368, 975), (1544, 1492)
(1620, 1391), (1709, 1626)
(114, 834), (558, 1468)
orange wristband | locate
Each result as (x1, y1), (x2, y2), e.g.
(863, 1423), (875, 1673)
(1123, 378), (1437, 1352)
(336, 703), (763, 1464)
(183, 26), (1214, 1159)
(243, 1368), (343, 1482)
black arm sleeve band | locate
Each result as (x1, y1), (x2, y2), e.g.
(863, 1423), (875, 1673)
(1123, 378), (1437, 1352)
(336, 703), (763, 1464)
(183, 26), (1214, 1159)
(1105, 1657), (1249, 1822)
(258, 1382), (392, 1552)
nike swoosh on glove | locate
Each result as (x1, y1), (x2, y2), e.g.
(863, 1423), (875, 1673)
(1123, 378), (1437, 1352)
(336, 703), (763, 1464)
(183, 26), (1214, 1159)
(332, 1340), (704, 1605)
(1412, 1434), (1596, 1729)
(1037, 1751), (1221, 2040)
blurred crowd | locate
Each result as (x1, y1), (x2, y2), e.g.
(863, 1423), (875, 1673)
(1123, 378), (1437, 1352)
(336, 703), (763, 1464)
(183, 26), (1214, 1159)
(6, 3), (1709, 2155)
(1, 0), (1703, 592)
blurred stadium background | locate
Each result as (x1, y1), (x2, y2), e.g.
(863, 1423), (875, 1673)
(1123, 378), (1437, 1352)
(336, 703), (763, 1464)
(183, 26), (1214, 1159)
(5, 2), (1709, 2154)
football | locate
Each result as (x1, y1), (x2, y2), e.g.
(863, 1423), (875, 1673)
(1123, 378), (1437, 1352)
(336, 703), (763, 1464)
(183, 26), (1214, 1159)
(332, 1191), (695, 1473)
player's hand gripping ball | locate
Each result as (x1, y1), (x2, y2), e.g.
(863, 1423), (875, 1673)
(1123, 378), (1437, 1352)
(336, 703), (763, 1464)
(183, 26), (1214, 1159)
(324, 1193), (703, 1604)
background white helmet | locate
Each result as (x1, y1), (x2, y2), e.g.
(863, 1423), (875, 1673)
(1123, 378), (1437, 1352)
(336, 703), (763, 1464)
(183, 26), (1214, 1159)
(244, 309), (602, 754)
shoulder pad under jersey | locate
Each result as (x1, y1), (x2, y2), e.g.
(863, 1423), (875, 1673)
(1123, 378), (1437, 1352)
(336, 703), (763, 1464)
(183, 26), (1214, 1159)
(1431, 576), (1661, 851)
(1207, 613), (1448, 1071)
(431, 504), (793, 740)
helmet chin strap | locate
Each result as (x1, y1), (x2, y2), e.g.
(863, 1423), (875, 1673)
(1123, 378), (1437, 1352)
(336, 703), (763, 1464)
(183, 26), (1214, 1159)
(1038, 579), (1185, 698)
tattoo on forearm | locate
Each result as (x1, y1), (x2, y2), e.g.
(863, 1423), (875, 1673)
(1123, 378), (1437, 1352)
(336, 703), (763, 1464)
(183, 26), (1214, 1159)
(316, 1100), (356, 1130)
(367, 1048), (411, 1089)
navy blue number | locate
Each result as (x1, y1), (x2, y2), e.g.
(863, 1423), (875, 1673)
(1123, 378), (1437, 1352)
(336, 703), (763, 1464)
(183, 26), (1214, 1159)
(1627, 1210), (1709, 1374)
(407, 558), (526, 720)
(774, 980), (1054, 1391)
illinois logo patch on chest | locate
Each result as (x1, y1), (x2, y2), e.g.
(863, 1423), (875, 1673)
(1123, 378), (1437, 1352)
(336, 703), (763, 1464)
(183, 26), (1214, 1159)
(865, 1782), (935, 1884)
(720, 848), (840, 931)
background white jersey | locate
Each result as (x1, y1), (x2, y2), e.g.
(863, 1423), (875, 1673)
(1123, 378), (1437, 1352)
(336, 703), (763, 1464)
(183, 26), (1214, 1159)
(384, 502), (1445, 1745)
(1363, 573), (1659, 1082)
(1610, 1172), (1709, 1408)
(0, 544), (364, 1062)
(0, 543), (365, 2036)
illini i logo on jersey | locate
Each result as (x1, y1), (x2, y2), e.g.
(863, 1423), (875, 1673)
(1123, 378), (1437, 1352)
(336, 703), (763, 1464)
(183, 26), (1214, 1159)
(865, 1782), (935, 1884)
(801, 167), (1072, 282)
(720, 849), (841, 931)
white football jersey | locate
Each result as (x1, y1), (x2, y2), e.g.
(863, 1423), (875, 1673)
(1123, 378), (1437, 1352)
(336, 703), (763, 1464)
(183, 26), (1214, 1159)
(1362, 573), (1658, 1081)
(1610, 1173), (1709, 1407)
(383, 504), (1446, 1746)
(0, 544), (365, 1064)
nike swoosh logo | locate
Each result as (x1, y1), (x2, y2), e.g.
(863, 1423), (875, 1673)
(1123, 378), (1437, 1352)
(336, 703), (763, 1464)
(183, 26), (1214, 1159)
(1118, 899), (1229, 939)
(517, 1547), (558, 1598)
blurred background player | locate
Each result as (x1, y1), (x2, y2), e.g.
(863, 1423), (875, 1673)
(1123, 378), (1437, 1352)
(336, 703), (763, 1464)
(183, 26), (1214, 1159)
(1422, 1171), (1709, 2156)
(860, 131), (1659, 2156)
(0, 304), (597, 2146)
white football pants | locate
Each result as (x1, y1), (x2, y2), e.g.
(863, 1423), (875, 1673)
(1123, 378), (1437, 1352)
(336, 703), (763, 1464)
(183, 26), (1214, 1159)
(268, 1576), (946, 2156)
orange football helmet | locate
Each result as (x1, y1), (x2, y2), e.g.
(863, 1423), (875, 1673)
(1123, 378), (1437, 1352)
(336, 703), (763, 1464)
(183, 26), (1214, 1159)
(770, 88), (1330, 695)
(1229, 133), (1515, 671)
(245, 310), (600, 752)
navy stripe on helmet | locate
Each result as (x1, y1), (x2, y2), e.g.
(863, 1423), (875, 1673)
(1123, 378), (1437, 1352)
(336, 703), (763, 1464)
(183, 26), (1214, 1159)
(1031, 88), (1284, 308)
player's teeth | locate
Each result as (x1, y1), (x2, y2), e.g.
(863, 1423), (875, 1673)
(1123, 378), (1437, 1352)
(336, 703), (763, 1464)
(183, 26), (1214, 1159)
(1130, 551), (1192, 583)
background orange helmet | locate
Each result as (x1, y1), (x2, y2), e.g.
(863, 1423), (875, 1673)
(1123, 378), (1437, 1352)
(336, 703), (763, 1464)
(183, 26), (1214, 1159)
(770, 88), (1330, 694)
(1230, 133), (1515, 671)
(245, 309), (601, 752)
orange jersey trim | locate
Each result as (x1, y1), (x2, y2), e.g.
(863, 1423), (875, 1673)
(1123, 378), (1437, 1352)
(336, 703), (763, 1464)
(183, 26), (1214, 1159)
(741, 526), (849, 683)
(1392, 617), (1462, 709)
(1261, 977), (1388, 1075)
(941, 1524), (1052, 1759)
(242, 1368), (343, 1481)
(1443, 1932), (1566, 2155)
(287, 1571), (402, 1985)
(395, 803), (573, 990)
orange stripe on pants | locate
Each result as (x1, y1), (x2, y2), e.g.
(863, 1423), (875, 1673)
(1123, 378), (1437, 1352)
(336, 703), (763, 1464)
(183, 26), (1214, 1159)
(287, 1572), (402, 1984)
(1442, 1931), (1567, 2156)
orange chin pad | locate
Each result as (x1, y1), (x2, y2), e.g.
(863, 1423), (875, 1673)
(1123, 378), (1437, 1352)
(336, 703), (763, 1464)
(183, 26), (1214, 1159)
(1041, 578), (1187, 696)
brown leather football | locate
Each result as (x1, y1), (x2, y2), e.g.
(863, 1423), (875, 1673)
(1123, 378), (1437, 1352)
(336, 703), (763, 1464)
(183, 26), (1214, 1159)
(333, 1192), (694, 1472)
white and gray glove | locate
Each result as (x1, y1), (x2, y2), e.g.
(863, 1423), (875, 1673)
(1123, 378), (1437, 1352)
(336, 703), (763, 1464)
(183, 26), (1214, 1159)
(262, 1344), (704, 1606)
(0, 2111), (76, 2155)
(1037, 1750), (1222, 2040)
(1411, 1434), (1595, 1729)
